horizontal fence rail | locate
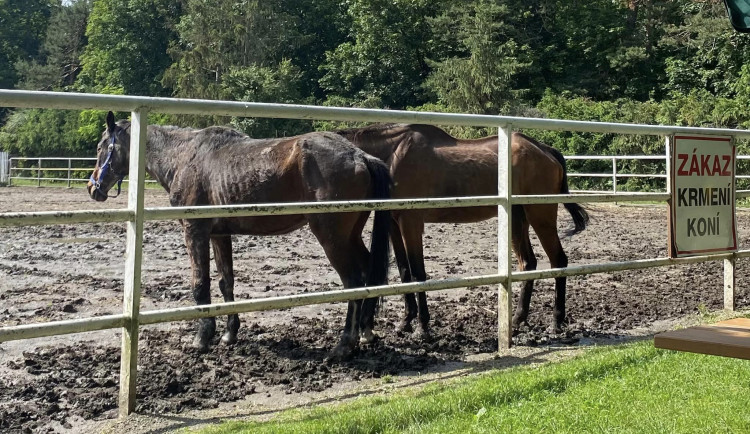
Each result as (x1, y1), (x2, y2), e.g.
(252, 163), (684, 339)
(3, 250), (749, 343)
(0, 193), (682, 227)
(4, 89), (750, 136)
(2, 89), (750, 417)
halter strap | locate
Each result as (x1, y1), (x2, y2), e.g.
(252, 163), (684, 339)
(89, 135), (125, 198)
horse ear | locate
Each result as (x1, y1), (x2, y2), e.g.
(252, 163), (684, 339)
(106, 111), (116, 133)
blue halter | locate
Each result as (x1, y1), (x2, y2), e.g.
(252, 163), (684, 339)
(89, 134), (124, 198)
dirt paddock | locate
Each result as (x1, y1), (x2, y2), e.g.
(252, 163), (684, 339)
(1, 186), (749, 433)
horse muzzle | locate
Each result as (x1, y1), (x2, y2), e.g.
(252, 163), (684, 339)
(87, 183), (109, 202)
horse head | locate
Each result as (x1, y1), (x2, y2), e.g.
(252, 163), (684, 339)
(87, 111), (131, 201)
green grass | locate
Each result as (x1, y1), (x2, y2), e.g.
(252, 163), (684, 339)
(195, 341), (750, 433)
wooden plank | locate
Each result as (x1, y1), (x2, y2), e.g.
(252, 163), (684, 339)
(654, 318), (750, 360)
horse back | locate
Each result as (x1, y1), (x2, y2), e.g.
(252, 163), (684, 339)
(510, 132), (565, 196)
(168, 131), (380, 235)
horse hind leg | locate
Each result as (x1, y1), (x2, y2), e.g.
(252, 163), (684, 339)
(390, 219), (418, 333)
(511, 205), (537, 330)
(398, 216), (430, 340)
(211, 235), (240, 345)
(184, 220), (215, 352)
(308, 213), (370, 361)
(525, 204), (568, 334)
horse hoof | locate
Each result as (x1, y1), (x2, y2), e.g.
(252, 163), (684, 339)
(396, 321), (413, 334)
(191, 336), (210, 353)
(327, 343), (355, 362)
(221, 332), (237, 345)
(415, 326), (432, 342)
(360, 329), (378, 344)
(512, 314), (527, 330)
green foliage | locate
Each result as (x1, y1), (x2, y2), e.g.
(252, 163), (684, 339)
(0, 108), (97, 157)
(274, 0), (348, 100)
(223, 59), (314, 137)
(163, 0), (308, 128)
(0, 0), (54, 89)
(319, 0), (439, 109)
(15, 0), (91, 91)
(535, 88), (750, 192)
(4, 0), (750, 161)
(535, 92), (665, 192)
(425, 0), (533, 115)
(661, 0), (750, 99)
(78, 0), (179, 95)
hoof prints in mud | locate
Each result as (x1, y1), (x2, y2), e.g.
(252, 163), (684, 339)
(1, 307), (482, 433)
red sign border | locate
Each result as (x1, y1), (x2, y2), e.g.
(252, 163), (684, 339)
(670, 134), (737, 257)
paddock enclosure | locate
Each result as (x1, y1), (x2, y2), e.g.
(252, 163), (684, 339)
(2, 90), (750, 432)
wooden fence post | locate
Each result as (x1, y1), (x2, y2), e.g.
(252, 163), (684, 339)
(498, 125), (513, 351)
(118, 109), (148, 416)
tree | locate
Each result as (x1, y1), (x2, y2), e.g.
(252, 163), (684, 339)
(424, 0), (535, 115)
(661, 0), (750, 99)
(274, 0), (348, 100)
(77, 0), (180, 95)
(319, 0), (439, 109)
(0, 0), (54, 90)
(0, 108), (98, 157)
(15, 0), (92, 91)
(222, 59), (313, 137)
(164, 0), (298, 101)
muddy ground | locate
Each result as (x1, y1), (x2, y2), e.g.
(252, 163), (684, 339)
(0, 186), (748, 433)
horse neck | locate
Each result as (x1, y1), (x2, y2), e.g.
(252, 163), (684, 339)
(144, 125), (194, 192)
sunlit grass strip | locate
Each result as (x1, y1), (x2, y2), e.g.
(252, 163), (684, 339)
(197, 341), (750, 434)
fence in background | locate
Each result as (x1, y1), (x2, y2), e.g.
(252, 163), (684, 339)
(1, 90), (750, 417)
(0, 154), (726, 192)
(566, 155), (750, 193)
(7, 157), (159, 187)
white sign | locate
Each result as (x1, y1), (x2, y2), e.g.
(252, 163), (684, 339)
(670, 134), (736, 257)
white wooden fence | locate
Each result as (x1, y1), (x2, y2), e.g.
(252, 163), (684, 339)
(8, 153), (750, 194)
(7, 156), (157, 187)
(567, 155), (750, 193)
(0, 151), (8, 184)
(1, 90), (750, 417)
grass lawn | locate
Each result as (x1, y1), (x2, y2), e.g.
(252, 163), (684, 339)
(196, 340), (750, 433)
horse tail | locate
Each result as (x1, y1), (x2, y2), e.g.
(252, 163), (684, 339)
(364, 155), (392, 290)
(544, 145), (590, 236)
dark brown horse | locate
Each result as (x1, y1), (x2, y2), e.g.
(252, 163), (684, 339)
(337, 124), (589, 337)
(88, 111), (390, 360)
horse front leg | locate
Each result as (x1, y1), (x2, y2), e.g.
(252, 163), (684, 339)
(184, 220), (214, 352)
(211, 235), (240, 345)
(330, 299), (364, 361)
(308, 215), (370, 361)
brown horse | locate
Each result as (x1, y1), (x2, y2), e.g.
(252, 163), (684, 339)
(337, 124), (589, 337)
(87, 112), (390, 360)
